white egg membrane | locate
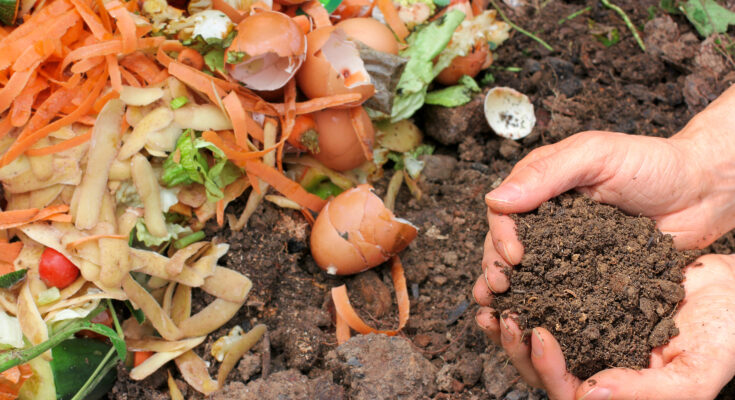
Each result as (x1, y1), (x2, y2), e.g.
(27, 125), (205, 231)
(229, 51), (304, 91)
(321, 29), (371, 89)
(484, 87), (536, 140)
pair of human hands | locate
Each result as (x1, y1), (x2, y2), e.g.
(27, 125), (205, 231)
(474, 87), (735, 400)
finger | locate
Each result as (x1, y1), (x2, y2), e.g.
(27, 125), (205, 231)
(473, 274), (494, 306)
(488, 209), (523, 265)
(475, 306), (500, 345)
(500, 314), (543, 388)
(655, 213), (721, 250)
(530, 328), (581, 400)
(507, 143), (563, 178)
(485, 132), (612, 214)
(574, 359), (720, 400)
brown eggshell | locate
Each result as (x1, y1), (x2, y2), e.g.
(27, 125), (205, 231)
(336, 18), (399, 55)
(311, 106), (374, 172)
(275, 0), (309, 5)
(228, 11), (305, 57)
(225, 11), (306, 91)
(296, 26), (374, 106)
(310, 185), (418, 275)
(310, 201), (367, 275)
(435, 41), (490, 86)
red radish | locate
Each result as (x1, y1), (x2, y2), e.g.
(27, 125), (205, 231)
(39, 248), (80, 289)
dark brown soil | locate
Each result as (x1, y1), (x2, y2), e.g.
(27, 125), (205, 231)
(110, 0), (735, 399)
(493, 194), (696, 379)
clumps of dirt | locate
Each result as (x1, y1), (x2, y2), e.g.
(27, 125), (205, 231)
(494, 193), (697, 379)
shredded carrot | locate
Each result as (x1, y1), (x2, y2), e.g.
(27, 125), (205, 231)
(95, 0), (113, 32)
(61, 37), (164, 72)
(271, 93), (362, 115)
(212, 0), (247, 23)
(119, 52), (162, 85)
(376, 0), (409, 41)
(287, 115), (317, 151)
(278, 78), (297, 171)
(300, 208), (316, 226)
(93, 90), (120, 113)
(0, 117), (13, 139)
(69, 0), (109, 40)
(332, 256), (410, 342)
(119, 66), (143, 87)
(106, 1), (137, 54)
(168, 61), (237, 106)
(302, 0), (332, 28)
(134, 351), (154, 367)
(12, 38), (58, 73)
(66, 234), (128, 250)
(177, 48), (205, 70)
(107, 54), (122, 93)
(70, 56), (104, 74)
(0, 67), (37, 114)
(244, 160), (327, 212)
(0, 241), (23, 264)
(169, 202), (192, 217)
(222, 92), (250, 149)
(156, 40), (184, 68)
(0, 364), (33, 398)
(0, 205), (71, 230)
(216, 199), (225, 227)
(10, 76), (48, 127)
(335, 309), (351, 344)
(26, 129), (92, 156)
(350, 107), (373, 161)
(471, 0), (488, 16)
(3, 67), (108, 165)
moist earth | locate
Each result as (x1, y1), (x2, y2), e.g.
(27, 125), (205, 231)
(493, 194), (697, 379)
(109, 0), (735, 399)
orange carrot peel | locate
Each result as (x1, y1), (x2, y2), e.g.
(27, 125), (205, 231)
(332, 256), (410, 344)
(0, 205), (72, 230)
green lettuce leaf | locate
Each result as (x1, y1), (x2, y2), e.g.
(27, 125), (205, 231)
(162, 130), (242, 202)
(425, 75), (481, 107)
(134, 219), (192, 248)
(390, 10), (466, 122)
(682, 0), (735, 37)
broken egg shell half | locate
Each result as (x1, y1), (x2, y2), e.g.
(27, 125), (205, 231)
(310, 184), (418, 275)
(225, 11), (306, 92)
(483, 87), (536, 140)
(435, 40), (490, 85)
(311, 106), (374, 172)
(335, 18), (399, 55)
(296, 26), (375, 106)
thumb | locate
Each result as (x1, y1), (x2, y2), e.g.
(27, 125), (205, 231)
(486, 134), (612, 214)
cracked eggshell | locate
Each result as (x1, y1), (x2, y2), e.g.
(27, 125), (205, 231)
(225, 11), (306, 91)
(484, 87), (536, 140)
(296, 27), (375, 106)
(310, 184), (418, 275)
(435, 41), (490, 85)
(311, 106), (374, 172)
(335, 18), (399, 55)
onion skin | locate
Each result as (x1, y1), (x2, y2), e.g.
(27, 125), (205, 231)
(435, 41), (491, 86)
(310, 185), (418, 275)
(311, 106), (374, 172)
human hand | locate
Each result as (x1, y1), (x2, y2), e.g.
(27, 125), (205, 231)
(476, 85), (735, 298)
(475, 254), (735, 400)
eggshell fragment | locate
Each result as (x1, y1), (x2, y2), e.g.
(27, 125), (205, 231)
(336, 18), (399, 55)
(311, 106), (374, 172)
(311, 185), (417, 275)
(483, 87), (536, 140)
(296, 27), (374, 106)
(435, 41), (490, 85)
(225, 11), (306, 91)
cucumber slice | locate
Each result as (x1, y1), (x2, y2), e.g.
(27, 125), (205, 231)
(50, 338), (117, 400)
(0, 269), (26, 289)
(18, 356), (56, 400)
(0, 0), (19, 25)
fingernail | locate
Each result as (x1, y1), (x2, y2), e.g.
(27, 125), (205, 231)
(500, 317), (513, 343)
(500, 242), (513, 264)
(475, 309), (494, 328)
(531, 328), (544, 358)
(483, 269), (497, 293)
(486, 184), (522, 204)
(579, 387), (612, 400)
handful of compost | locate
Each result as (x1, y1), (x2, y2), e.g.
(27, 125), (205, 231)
(310, 184), (417, 275)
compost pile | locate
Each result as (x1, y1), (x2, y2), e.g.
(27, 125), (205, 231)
(494, 193), (698, 379)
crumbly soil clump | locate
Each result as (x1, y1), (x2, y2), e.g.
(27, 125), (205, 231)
(494, 193), (697, 379)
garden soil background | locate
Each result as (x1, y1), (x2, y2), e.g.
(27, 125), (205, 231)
(110, 0), (735, 399)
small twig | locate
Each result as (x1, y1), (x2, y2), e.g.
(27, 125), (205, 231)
(558, 6), (591, 25)
(600, 0), (646, 52)
(489, 0), (554, 52)
(261, 331), (271, 379)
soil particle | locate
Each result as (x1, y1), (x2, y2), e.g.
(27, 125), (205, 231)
(349, 270), (393, 318)
(481, 349), (520, 398)
(420, 90), (489, 145)
(213, 369), (344, 400)
(110, 364), (169, 400)
(494, 193), (696, 379)
(325, 333), (438, 400)
(456, 351), (483, 386)
(436, 364), (464, 393)
(237, 353), (262, 382)
(270, 316), (325, 371)
(420, 154), (458, 182)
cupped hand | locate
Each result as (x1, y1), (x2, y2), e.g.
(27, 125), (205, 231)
(475, 254), (735, 400)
